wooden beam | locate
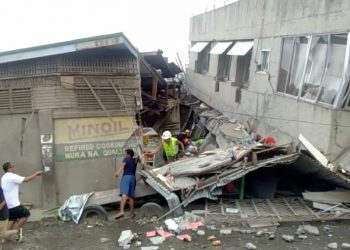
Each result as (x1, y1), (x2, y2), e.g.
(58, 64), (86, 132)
(152, 76), (158, 101)
(83, 77), (111, 120)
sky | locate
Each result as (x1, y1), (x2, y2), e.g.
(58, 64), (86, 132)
(0, 0), (235, 65)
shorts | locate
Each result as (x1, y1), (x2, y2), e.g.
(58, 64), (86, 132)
(8, 205), (30, 221)
(120, 175), (136, 198)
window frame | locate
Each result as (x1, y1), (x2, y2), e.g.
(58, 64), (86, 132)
(276, 33), (350, 110)
(257, 49), (271, 74)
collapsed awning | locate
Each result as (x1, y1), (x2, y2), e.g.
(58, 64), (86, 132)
(209, 42), (232, 54)
(190, 42), (209, 53)
(227, 41), (254, 56)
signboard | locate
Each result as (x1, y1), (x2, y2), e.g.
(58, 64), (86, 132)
(54, 116), (135, 161)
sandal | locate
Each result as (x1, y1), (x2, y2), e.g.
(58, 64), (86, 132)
(114, 212), (125, 220)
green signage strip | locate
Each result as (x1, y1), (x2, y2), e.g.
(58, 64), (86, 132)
(55, 139), (131, 161)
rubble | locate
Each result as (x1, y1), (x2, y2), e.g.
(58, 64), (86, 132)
(341, 243), (350, 249)
(298, 235), (308, 240)
(149, 236), (165, 245)
(176, 234), (192, 242)
(219, 228), (232, 235)
(211, 240), (222, 246)
(296, 225), (320, 236)
(282, 234), (294, 242)
(118, 230), (134, 247)
(141, 247), (159, 250)
(328, 242), (338, 249)
(197, 230), (206, 236)
(245, 242), (257, 249)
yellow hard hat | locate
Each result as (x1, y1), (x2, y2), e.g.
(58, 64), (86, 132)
(185, 129), (190, 133)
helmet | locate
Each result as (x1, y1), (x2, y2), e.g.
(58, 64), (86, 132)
(162, 131), (172, 140)
(184, 129), (190, 133)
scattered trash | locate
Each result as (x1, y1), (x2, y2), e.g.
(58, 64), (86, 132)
(99, 237), (110, 243)
(156, 228), (174, 238)
(185, 221), (204, 230)
(141, 247), (159, 250)
(146, 230), (157, 237)
(328, 242), (338, 249)
(296, 225), (320, 236)
(118, 230), (134, 247)
(212, 240), (222, 246)
(341, 243), (350, 249)
(282, 234), (294, 242)
(134, 241), (142, 247)
(225, 208), (239, 214)
(255, 230), (265, 237)
(165, 219), (179, 231)
(219, 228), (232, 235)
(149, 236), (165, 245)
(207, 225), (217, 230)
(268, 233), (275, 240)
(122, 245), (130, 250)
(245, 242), (257, 249)
(197, 230), (206, 236)
(298, 235), (308, 240)
(176, 234), (192, 242)
(207, 235), (216, 241)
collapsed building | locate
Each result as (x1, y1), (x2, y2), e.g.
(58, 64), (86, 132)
(186, 0), (350, 164)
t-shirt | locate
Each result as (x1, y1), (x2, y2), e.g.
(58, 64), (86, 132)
(1, 172), (25, 209)
(123, 157), (137, 176)
(0, 187), (9, 220)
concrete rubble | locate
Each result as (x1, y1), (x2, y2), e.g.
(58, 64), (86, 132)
(328, 242), (338, 249)
(245, 242), (257, 249)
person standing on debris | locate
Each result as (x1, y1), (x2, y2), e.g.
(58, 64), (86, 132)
(1, 162), (43, 233)
(154, 130), (185, 164)
(114, 149), (139, 219)
(0, 186), (22, 244)
(177, 129), (191, 147)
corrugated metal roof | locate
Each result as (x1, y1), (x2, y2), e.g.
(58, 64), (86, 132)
(0, 32), (139, 64)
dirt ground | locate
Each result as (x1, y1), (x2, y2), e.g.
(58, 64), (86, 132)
(3, 208), (350, 250)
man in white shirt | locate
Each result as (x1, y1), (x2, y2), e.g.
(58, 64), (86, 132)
(1, 162), (43, 231)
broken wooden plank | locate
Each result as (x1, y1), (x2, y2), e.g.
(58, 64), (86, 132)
(302, 191), (350, 204)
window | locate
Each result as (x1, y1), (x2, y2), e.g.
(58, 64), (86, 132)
(190, 42), (211, 74)
(277, 33), (349, 108)
(0, 88), (32, 113)
(211, 42), (233, 81)
(258, 50), (270, 72)
(227, 41), (254, 83)
(236, 50), (252, 83)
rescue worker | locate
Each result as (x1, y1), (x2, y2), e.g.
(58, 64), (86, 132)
(153, 131), (185, 164)
(177, 129), (191, 147)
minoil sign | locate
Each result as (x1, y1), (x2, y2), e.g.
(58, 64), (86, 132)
(55, 116), (135, 161)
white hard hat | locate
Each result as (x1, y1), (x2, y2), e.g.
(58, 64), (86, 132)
(162, 130), (172, 140)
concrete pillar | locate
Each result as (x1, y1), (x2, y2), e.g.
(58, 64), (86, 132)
(38, 109), (57, 208)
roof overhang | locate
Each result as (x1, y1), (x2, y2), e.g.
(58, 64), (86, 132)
(190, 42), (209, 53)
(0, 33), (139, 64)
(227, 41), (254, 56)
(210, 42), (232, 54)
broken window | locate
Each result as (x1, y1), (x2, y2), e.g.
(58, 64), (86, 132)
(277, 36), (310, 96)
(278, 33), (350, 108)
(190, 42), (211, 74)
(319, 34), (347, 105)
(301, 35), (328, 101)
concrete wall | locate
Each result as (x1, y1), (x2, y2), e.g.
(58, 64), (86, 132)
(187, 0), (350, 161)
(190, 0), (350, 41)
(0, 114), (43, 207)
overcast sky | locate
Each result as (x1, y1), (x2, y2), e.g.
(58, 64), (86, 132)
(0, 0), (235, 65)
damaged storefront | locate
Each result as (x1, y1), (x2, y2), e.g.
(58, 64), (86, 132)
(0, 33), (142, 208)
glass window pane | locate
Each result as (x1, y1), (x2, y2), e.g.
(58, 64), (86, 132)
(277, 37), (294, 93)
(287, 36), (309, 96)
(301, 35), (328, 101)
(319, 33), (347, 104)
